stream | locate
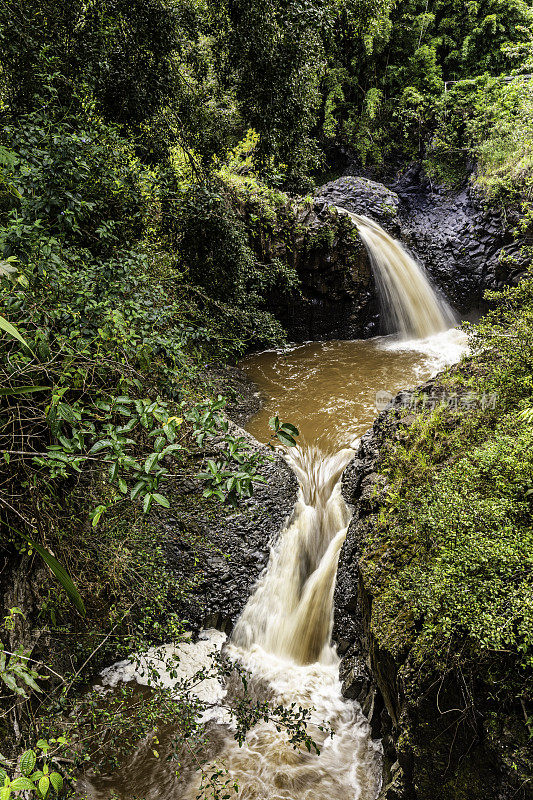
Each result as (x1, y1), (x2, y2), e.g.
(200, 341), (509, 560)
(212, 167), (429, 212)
(240, 329), (466, 452)
(82, 215), (468, 800)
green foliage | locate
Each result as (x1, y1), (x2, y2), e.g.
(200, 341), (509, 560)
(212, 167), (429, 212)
(268, 416), (300, 448)
(0, 14), (307, 778)
(0, 86), (295, 540)
(0, 0), (180, 125)
(0, 315), (33, 354)
(15, 534), (85, 616)
(224, 0), (327, 187)
(318, 0), (533, 166)
(3, 0), (533, 793)
(0, 645), (47, 699)
(0, 740), (67, 800)
(365, 271), (533, 700)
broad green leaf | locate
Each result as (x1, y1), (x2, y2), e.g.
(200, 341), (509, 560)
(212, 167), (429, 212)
(10, 777), (35, 792)
(161, 443), (183, 457)
(116, 418), (136, 434)
(0, 769), (7, 785)
(38, 776), (49, 798)
(152, 493), (170, 508)
(15, 533), (85, 616)
(15, 669), (42, 693)
(19, 750), (36, 777)
(49, 774), (63, 794)
(56, 403), (79, 424)
(153, 436), (165, 452)
(144, 452), (159, 473)
(268, 416), (280, 432)
(275, 430), (297, 447)
(130, 480), (145, 500)
(91, 505), (106, 528)
(0, 672), (26, 696)
(162, 423), (176, 442)
(89, 439), (113, 454)
(0, 315), (34, 355)
(280, 422), (299, 436)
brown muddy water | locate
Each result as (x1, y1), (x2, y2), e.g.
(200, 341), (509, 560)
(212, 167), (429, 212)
(82, 329), (467, 800)
(240, 329), (467, 451)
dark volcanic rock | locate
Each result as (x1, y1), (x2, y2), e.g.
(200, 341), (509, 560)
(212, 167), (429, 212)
(314, 176), (400, 230)
(314, 168), (524, 318)
(164, 422), (297, 634)
(269, 203), (379, 340)
(391, 167), (515, 311)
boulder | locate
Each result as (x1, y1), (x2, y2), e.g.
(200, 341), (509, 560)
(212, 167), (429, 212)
(314, 168), (524, 317)
(314, 176), (400, 230)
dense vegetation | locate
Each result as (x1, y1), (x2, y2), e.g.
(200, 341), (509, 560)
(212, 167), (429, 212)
(361, 277), (533, 795)
(1, 0), (533, 797)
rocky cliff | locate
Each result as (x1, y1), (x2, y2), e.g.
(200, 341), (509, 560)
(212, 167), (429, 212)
(227, 178), (378, 341)
(314, 170), (525, 318)
(334, 381), (533, 800)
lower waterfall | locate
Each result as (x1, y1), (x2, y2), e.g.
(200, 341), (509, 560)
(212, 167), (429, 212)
(182, 446), (382, 800)
(87, 208), (468, 800)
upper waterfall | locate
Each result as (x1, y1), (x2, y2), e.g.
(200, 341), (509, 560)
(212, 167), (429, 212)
(338, 209), (455, 339)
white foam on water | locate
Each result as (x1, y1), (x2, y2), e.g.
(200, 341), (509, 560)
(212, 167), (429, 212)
(99, 629), (227, 713)
(380, 327), (469, 375)
(181, 446), (382, 800)
(92, 206), (472, 797)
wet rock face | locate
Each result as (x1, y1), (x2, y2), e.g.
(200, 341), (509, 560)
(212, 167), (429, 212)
(266, 204), (379, 341)
(392, 169), (516, 311)
(314, 170), (524, 316)
(164, 423), (297, 634)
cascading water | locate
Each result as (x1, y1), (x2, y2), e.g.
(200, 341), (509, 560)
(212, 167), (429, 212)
(88, 446), (382, 800)
(182, 446), (382, 800)
(184, 212), (465, 798)
(337, 209), (456, 338)
(231, 447), (352, 664)
(88, 207), (468, 800)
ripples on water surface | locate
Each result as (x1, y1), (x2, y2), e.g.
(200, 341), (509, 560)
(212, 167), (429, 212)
(240, 328), (467, 450)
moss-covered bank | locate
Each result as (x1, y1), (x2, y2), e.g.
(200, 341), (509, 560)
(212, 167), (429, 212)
(335, 283), (533, 798)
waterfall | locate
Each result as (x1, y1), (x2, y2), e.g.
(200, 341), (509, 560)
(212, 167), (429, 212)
(338, 209), (455, 339)
(231, 446), (353, 665)
(88, 206), (465, 798)
(183, 445), (382, 800)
